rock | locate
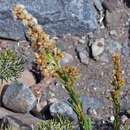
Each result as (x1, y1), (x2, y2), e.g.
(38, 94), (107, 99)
(79, 50), (89, 65)
(0, 107), (15, 119)
(105, 39), (122, 54)
(87, 107), (97, 118)
(0, 12), (25, 40)
(30, 83), (48, 119)
(2, 82), (37, 113)
(93, 0), (103, 11)
(0, 107), (41, 130)
(102, 0), (119, 12)
(0, 0), (97, 40)
(80, 95), (104, 113)
(91, 38), (105, 58)
(121, 115), (128, 124)
(76, 47), (89, 65)
(61, 52), (73, 65)
(49, 101), (78, 123)
(0, 70), (35, 107)
(109, 30), (118, 36)
(105, 10), (125, 29)
(109, 116), (115, 123)
(31, 99), (47, 119)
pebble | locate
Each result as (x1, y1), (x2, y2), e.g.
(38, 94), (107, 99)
(121, 115), (128, 124)
(87, 107), (97, 118)
(92, 38), (105, 58)
(109, 116), (115, 123)
(76, 47), (89, 65)
(109, 30), (118, 36)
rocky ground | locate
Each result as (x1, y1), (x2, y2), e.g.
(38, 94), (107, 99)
(0, 0), (130, 130)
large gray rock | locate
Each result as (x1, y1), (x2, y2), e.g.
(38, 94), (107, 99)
(2, 82), (37, 113)
(0, 0), (97, 40)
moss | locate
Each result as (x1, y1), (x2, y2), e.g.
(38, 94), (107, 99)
(36, 117), (74, 130)
(0, 49), (24, 84)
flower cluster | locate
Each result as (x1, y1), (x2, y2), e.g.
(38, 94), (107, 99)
(111, 52), (125, 130)
(112, 53), (125, 91)
(13, 5), (91, 130)
(13, 4), (63, 78)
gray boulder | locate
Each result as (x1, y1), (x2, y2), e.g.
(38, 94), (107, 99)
(2, 82), (37, 113)
(0, 0), (98, 40)
(0, 107), (41, 130)
(49, 101), (78, 124)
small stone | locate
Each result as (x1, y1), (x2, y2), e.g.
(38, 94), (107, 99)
(61, 52), (73, 65)
(49, 101), (78, 123)
(79, 51), (89, 65)
(92, 38), (105, 58)
(121, 115), (128, 124)
(79, 37), (86, 44)
(109, 30), (118, 36)
(76, 47), (89, 65)
(109, 116), (115, 123)
(2, 82), (37, 113)
(87, 107), (97, 118)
